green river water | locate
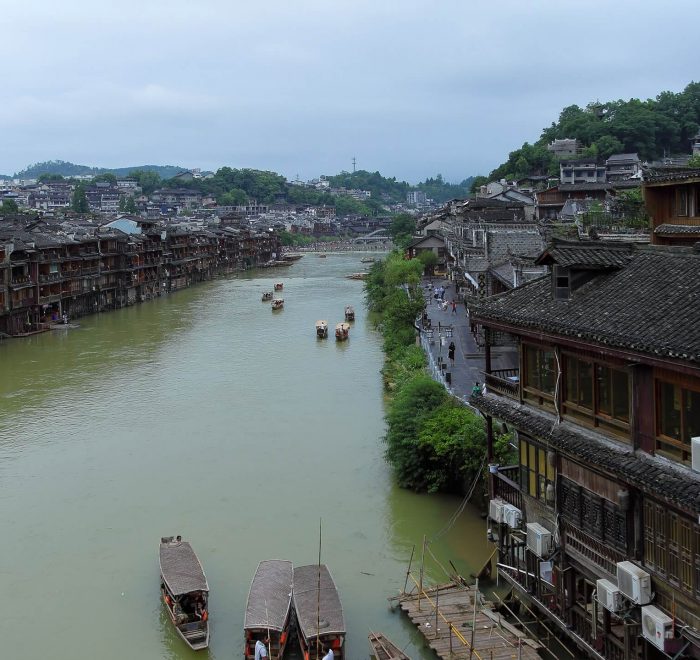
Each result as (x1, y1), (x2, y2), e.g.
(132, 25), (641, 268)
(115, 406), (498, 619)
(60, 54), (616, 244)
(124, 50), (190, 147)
(0, 253), (491, 660)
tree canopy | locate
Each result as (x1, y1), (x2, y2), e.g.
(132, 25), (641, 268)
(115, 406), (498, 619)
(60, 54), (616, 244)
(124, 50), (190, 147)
(481, 82), (700, 182)
(71, 184), (89, 213)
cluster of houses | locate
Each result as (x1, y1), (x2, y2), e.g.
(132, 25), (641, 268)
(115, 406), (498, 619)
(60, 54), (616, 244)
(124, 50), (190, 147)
(0, 214), (280, 337)
(411, 165), (700, 659)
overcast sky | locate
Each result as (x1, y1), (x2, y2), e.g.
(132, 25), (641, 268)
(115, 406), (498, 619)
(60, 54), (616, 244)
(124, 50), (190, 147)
(1, 0), (697, 183)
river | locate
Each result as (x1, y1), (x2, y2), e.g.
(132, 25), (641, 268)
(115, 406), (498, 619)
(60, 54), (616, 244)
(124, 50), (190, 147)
(0, 253), (491, 660)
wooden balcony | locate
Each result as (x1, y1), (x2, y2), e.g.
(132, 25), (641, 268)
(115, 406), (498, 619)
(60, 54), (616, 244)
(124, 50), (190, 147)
(492, 466), (523, 510)
(485, 368), (520, 400)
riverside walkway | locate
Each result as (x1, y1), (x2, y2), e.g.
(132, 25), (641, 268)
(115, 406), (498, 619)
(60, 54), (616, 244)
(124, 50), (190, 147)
(419, 279), (518, 406)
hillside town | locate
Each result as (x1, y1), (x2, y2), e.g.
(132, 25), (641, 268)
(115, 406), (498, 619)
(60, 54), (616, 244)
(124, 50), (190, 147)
(405, 153), (700, 659)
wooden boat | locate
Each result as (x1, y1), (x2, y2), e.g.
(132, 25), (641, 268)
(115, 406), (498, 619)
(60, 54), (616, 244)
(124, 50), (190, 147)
(360, 257), (375, 263)
(368, 631), (410, 660)
(271, 298), (284, 310)
(293, 564), (346, 660)
(318, 254), (327, 258)
(344, 306), (355, 322)
(316, 320), (328, 338)
(262, 291), (273, 301)
(159, 536), (210, 651)
(274, 282), (284, 291)
(244, 560), (294, 660)
(335, 322), (350, 341)
(345, 272), (368, 281)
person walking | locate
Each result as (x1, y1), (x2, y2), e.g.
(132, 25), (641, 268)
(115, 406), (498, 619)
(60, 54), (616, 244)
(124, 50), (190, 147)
(451, 300), (457, 314)
(448, 341), (455, 365)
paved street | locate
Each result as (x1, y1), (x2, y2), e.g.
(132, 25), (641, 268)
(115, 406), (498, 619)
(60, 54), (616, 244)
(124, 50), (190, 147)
(419, 278), (518, 405)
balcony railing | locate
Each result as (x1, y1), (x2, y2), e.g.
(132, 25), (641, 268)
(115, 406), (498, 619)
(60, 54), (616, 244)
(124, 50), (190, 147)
(493, 466), (522, 510)
(39, 272), (64, 283)
(485, 368), (519, 400)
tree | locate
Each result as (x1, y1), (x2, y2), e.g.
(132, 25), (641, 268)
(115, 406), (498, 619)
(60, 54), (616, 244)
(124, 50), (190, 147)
(1, 198), (19, 213)
(219, 189), (248, 206)
(417, 250), (438, 274)
(470, 175), (488, 195)
(38, 173), (65, 182)
(71, 183), (89, 213)
(388, 213), (415, 243)
(124, 196), (138, 213)
(129, 169), (161, 195)
(384, 374), (448, 490)
(688, 154), (700, 168)
(93, 173), (117, 185)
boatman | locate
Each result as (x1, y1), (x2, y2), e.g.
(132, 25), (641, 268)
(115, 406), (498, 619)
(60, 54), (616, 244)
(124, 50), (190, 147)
(255, 637), (269, 660)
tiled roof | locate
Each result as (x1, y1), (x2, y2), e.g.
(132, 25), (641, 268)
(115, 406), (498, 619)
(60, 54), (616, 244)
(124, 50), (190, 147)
(654, 224), (700, 235)
(471, 245), (700, 362)
(535, 241), (634, 269)
(644, 168), (700, 184)
(606, 153), (640, 162)
(472, 393), (700, 513)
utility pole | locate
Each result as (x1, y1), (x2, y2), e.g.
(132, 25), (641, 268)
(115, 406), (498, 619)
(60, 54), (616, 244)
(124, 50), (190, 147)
(352, 157), (356, 173)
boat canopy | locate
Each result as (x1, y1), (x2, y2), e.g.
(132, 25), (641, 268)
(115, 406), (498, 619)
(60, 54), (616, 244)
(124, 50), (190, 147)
(160, 540), (209, 596)
(335, 323), (350, 332)
(293, 564), (345, 639)
(244, 560), (293, 632)
(316, 320), (328, 327)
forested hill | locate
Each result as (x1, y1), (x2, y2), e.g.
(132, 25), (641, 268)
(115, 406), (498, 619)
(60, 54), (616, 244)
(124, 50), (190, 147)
(3, 160), (474, 209)
(479, 81), (700, 184)
(11, 160), (185, 180)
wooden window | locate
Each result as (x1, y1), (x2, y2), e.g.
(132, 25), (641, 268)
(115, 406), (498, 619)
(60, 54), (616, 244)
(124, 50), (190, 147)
(562, 355), (630, 439)
(656, 380), (700, 464)
(667, 512), (680, 586)
(523, 344), (556, 405)
(676, 188), (689, 216)
(519, 436), (554, 506)
(553, 265), (570, 300)
(680, 520), (693, 593)
(643, 499), (698, 597)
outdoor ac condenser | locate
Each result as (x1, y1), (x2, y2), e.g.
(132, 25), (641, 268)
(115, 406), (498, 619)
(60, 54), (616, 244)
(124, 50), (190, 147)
(616, 561), (652, 605)
(641, 605), (675, 652)
(489, 499), (505, 524)
(526, 522), (552, 558)
(596, 578), (624, 613)
(503, 504), (522, 529)
(691, 436), (700, 473)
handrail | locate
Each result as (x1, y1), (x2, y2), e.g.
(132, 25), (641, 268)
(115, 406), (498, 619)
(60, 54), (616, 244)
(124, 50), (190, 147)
(405, 572), (482, 658)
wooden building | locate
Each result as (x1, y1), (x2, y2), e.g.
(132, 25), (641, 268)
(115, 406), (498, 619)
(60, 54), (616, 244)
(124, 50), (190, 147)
(470, 240), (700, 660)
(644, 169), (700, 246)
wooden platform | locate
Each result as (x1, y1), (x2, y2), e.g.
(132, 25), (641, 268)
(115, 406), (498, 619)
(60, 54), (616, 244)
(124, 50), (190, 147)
(394, 582), (541, 660)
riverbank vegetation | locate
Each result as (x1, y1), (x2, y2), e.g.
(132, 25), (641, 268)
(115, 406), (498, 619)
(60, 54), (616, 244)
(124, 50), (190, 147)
(366, 253), (513, 495)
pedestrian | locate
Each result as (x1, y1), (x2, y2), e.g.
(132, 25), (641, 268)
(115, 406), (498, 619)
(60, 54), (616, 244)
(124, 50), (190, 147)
(451, 300), (457, 314)
(448, 341), (455, 364)
(471, 381), (482, 396)
(255, 637), (269, 660)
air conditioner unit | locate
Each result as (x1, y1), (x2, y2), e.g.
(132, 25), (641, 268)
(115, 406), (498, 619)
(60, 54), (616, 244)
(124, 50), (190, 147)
(503, 504), (522, 529)
(489, 499), (505, 524)
(692, 436), (700, 473)
(641, 605), (674, 652)
(526, 522), (552, 558)
(596, 578), (624, 613)
(616, 561), (652, 605)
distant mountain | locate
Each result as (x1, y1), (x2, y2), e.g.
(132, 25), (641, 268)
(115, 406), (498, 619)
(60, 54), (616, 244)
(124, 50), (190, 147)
(9, 160), (187, 180)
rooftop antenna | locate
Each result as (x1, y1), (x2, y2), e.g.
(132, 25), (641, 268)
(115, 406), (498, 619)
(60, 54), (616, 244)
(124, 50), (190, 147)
(352, 157), (356, 173)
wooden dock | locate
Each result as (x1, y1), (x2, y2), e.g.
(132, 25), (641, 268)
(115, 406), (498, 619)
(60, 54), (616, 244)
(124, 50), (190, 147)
(393, 581), (541, 660)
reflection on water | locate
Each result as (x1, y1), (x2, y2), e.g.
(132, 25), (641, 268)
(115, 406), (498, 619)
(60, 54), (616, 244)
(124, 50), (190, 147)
(0, 253), (490, 660)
